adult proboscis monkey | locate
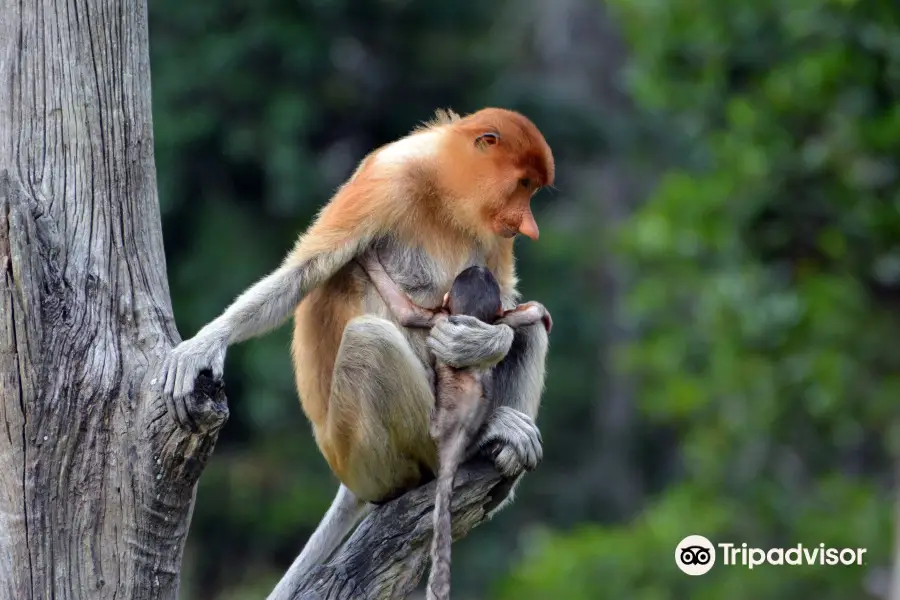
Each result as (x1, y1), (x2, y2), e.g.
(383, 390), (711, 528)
(159, 107), (554, 587)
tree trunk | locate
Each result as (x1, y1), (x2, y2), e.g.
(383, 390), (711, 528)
(0, 4), (524, 600)
(0, 1), (228, 598)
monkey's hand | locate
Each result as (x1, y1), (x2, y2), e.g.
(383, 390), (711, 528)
(506, 301), (553, 334)
(426, 315), (514, 369)
(160, 327), (228, 430)
(472, 406), (543, 478)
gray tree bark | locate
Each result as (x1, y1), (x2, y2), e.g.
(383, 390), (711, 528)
(272, 462), (512, 600)
(0, 1), (228, 598)
(0, 3), (522, 600)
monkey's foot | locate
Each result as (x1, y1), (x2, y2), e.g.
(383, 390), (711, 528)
(474, 406), (543, 478)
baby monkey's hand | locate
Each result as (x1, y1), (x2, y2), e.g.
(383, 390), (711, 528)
(500, 301), (552, 334)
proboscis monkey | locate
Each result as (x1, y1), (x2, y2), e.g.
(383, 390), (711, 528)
(159, 108), (554, 589)
(359, 252), (552, 600)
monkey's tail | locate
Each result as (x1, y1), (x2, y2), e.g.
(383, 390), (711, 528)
(425, 442), (466, 600)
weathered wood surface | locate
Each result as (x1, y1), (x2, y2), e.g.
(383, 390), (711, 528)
(0, 1), (227, 598)
(0, 3), (514, 599)
(270, 461), (513, 600)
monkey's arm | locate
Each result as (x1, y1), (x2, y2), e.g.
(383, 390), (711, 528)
(357, 251), (442, 328)
(471, 319), (548, 487)
(497, 301), (553, 334)
(160, 190), (386, 421)
(426, 317), (514, 370)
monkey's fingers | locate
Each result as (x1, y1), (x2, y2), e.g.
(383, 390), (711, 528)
(425, 336), (450, 365)
(504, 409), (542, 469)
(173, 360), (199, 404)
(169, 390), (199, 433)
(492, 446), (524, 477)
(163, 347), (193, 399)
(477, 407), (543, 477)
(517, 302), (552, 334)
(159, 356), (198, 432)
(161, 354), (177, 398)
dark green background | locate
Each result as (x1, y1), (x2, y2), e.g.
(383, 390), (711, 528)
(149, 0), (900, 597)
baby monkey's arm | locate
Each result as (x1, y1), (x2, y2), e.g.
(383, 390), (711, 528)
(497, 301), (553, 334)
(357, 251), (444, 328)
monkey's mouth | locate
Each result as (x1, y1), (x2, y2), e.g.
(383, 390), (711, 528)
(495, 223), (518, 238)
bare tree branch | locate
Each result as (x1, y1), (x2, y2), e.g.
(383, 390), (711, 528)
(270, 461), (514, 600)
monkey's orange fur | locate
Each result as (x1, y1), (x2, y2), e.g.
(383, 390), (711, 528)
(288, 108), (554, 490)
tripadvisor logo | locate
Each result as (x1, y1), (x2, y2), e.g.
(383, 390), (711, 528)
(675, 535), (867, 575)
(675, 535), (715, 576)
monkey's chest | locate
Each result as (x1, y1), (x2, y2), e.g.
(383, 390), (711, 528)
(363, 238), (486, 356)
(370, 238), (486, 305)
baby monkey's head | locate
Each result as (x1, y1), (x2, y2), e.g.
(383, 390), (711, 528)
(443, 266), (503, 324)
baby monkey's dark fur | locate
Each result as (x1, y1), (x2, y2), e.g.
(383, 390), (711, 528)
(444, 266), (503, 324)
(358, 252), (551, 600)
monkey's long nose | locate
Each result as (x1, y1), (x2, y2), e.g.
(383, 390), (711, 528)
(518, 211), (540, 240)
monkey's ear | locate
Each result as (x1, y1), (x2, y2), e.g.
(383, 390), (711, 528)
(474, 132), (500, 150)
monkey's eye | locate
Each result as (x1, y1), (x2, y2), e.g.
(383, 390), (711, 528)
(475, 132), (500, 148)
(519, 178), (531, 188)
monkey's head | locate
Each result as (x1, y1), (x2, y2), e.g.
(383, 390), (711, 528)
(439, 108), (555, 242)
(442, 266), (504, 324)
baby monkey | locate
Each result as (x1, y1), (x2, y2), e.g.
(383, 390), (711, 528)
(358, 252), (551, 600)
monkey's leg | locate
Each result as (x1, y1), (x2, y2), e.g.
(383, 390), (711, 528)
(278, 316), (437, 592)
(268, 484), (372, 599)
(473, 322), (549, 514)
(326, 314), (438, 504)
(428, 317), (550, 491)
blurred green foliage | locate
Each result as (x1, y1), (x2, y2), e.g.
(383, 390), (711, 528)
(498, 0), (900, 598)
(149, 0), (899, 597)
